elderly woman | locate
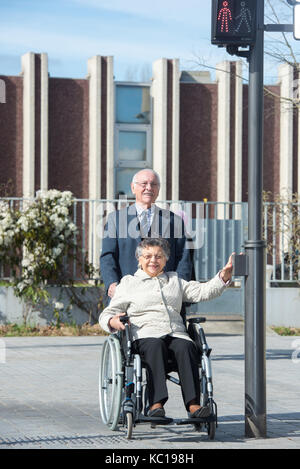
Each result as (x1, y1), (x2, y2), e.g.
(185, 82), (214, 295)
(99, 238), (233, 419)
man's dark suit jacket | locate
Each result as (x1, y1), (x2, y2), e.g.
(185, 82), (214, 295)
(100, 204), (193, 293)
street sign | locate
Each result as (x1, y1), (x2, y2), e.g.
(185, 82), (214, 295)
(211, 0), (257, 46)
(294, 3), (300, 40)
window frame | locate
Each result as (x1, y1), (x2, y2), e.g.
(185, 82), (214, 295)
(114, 82), (152, 197)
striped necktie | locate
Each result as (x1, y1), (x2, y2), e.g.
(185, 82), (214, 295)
(140, 208), (151, 237)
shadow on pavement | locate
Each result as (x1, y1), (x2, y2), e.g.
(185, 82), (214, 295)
(212, 349), (294, 361)
(128, 413), (300, 444)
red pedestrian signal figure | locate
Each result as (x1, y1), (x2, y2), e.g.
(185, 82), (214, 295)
(218, 1), (233, 33)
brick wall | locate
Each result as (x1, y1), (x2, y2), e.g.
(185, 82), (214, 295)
(179, 83), (218, 201)
(48, 78), (89, 198)
(0, 76), (23, 197)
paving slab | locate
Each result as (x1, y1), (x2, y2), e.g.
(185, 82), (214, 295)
(0, 329), (299, 450)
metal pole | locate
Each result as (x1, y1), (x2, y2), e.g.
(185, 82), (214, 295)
(244, 0), (267, 438)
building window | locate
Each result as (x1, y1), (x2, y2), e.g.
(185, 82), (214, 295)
(118, 129), (147, 162)
(115, 83), (152, 198)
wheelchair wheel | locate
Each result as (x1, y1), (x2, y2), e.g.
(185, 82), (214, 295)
(99, 335), (123, 430)
(200, 358), (217, 440)
(124, 412), (133, 440)
(207, 420), (216, 440)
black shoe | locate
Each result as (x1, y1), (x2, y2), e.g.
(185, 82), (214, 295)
(148, 407), (165, 418)
(190, 405), (210, 418)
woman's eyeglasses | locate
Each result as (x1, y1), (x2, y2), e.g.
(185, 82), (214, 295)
(142, 255), (164, 260)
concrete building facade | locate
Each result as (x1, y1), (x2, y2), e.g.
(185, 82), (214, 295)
(0, 52), (298, 202)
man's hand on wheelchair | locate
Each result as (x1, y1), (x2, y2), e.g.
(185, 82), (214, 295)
(108, 312), (130, 331)
(108, 282), (118, 298)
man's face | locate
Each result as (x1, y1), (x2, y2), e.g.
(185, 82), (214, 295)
(131, 170), (160, 208)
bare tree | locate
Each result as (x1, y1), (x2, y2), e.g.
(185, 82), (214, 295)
(193, 0), (300, 109)
(265, 0), (298, 68)
(263, 0), (300, 110)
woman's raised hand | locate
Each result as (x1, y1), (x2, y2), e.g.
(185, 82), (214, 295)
(220, 253), (235, 283)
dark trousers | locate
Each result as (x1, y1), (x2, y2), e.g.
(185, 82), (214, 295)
(133, 335), (200, 410)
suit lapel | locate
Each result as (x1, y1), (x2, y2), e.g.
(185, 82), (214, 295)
(156, 205), (172, 238)
(127, 204), (141, 242)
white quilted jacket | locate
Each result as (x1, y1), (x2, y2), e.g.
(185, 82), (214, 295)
(99, 269), (228, 342)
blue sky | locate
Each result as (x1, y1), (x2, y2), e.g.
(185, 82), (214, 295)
(0, 0), (298, 83)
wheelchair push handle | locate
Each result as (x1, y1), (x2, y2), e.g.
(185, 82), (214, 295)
(119, 315), (130, 324)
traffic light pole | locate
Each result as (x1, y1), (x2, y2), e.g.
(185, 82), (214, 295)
(244, 0), (267, 438)
(211, 0), (297, 441)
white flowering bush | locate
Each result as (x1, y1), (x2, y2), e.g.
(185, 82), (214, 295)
(52, 300), (74, 328)
(0, 201), (21, 276)
(0, 189), (101, 326)
(0, 201), (15, 249)
(14, 190), (78, 302)
(0, 190), (82, 304)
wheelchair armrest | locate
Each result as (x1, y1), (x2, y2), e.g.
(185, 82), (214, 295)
(187, 318), (209, 353)
(187, 316), (206, 324)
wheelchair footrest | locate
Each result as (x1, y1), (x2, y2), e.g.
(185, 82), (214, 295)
(174, 415), (216, 425)
(136, 415), (173, 425)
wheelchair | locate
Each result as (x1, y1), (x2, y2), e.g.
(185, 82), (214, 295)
(99, 315), (217, 440)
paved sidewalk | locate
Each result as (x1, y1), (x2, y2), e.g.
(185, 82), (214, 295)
(0, 329), (299, 449)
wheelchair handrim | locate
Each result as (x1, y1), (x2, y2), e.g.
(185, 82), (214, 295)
(99, 336), (123, 429)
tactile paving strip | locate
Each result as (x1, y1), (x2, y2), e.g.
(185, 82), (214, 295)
(0, 433), (130, 448)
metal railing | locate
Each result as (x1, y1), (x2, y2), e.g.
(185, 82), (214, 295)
(264, 201), (300, 286)
(0, 197), (299, 285)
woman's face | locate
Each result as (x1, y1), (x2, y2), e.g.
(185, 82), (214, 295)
(139, 246), (167, 277)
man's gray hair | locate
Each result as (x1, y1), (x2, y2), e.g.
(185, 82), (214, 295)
(135, 238), (170, 261)
(132, 169), (161, 186)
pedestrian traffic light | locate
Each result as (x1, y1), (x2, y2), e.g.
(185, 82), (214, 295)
(294, 1), (300, 40)
(211, 0), (257, 46)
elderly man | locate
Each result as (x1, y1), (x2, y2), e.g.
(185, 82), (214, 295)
(100, 169), (193, 299)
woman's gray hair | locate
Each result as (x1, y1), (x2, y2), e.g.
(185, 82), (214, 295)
(135, 238), (170, 261)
